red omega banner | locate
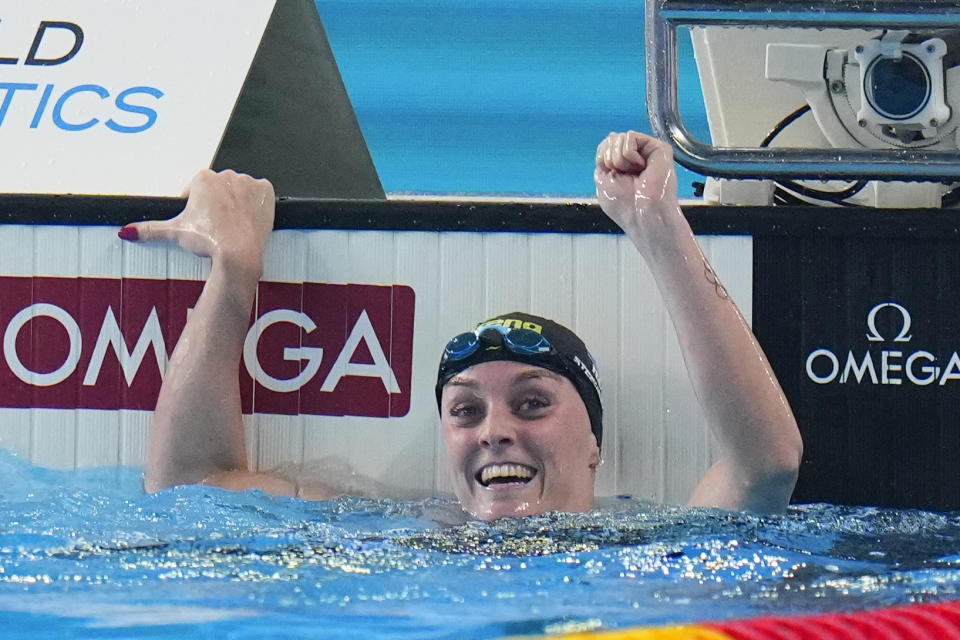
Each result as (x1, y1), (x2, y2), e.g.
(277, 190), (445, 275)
(0, 277), (414, 418)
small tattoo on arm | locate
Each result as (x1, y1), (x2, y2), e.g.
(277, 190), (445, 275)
(704, 261), (730, 300)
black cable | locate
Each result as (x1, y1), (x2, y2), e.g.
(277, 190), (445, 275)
(773, 188), (813, 206)
(778, 179), (869, 205)
(760, 104), (812, 148)
(761, 104), (869, 206)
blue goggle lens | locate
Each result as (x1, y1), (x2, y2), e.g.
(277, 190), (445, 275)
(442, 326), (553, 363)
(443, 332), (482, 361)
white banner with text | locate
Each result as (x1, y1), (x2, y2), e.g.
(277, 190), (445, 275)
(0, 0), (275, 195)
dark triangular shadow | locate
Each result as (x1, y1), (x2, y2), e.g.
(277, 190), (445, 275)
(213, 0), (385, 199)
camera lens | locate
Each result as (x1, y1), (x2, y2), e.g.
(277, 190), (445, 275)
(864, 53), (931, 120)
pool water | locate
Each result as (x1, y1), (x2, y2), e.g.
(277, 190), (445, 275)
(1, 448), (959, 640)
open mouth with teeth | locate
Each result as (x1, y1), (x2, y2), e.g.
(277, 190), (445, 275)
(476, 463), (537, 487)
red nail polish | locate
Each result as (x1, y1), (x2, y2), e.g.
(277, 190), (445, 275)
(117, 226), (139, 242)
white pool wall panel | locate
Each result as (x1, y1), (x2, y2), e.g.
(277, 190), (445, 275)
(0, 226), (34, 462)
(76, 227), (123, 468)
(257, 231), (308, 474)
(0, 226), (751, 504)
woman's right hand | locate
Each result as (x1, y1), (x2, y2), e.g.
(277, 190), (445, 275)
(119, 169), (275, 280)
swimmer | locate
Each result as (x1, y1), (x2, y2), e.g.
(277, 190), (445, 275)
(128, 131), (802, 520)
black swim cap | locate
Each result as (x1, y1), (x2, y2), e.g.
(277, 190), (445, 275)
(435, 312), (603, 448)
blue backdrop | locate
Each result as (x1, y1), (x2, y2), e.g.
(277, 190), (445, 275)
(315, 0), (708, 197)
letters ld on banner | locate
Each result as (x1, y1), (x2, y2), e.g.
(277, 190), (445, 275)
(0, 1), (275, 195)
(0, 277), (415, 418)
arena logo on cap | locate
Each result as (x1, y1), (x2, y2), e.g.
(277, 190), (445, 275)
(805, 301), (960, 386)
(480, 318), (543, 333)
(0, 276), (414, 418)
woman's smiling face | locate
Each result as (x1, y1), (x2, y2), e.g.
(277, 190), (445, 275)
(440, 360), (600, 521)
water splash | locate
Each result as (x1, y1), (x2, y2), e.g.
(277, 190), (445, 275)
(1, 449), (959, 638)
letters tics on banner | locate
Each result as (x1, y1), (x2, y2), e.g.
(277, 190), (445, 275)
(0, 277), (415, 419)
(0, 1), (275, 195)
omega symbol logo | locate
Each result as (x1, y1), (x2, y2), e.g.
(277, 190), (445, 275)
(866, 302), (912, 343)
(806, 299), (960, 387)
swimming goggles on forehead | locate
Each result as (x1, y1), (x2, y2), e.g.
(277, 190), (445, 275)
(442, 324), (555, 363)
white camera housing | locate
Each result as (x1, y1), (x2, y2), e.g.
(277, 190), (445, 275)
(853, 34), (950, 134)
(691, 27), (960, 206)
(767, 33), (958, 150)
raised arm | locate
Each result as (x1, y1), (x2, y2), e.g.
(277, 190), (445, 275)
(594, 131), (802, 512)
(123, 169), (316, 496)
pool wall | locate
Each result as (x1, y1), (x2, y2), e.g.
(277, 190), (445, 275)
(0, 199), (752, 505)
(4, 199), (960, 509)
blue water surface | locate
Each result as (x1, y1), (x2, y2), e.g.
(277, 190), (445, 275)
(2, 449), (960, 639)
(315, 0), (710, 197)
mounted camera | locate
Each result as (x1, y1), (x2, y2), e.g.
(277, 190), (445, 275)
(704, 28), (960, 207)
(767, 29), (960, 151)
(853, 32), (951, 144)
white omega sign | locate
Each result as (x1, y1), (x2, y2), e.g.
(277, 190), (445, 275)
(0, 303), (401, 394)
(3, 303), (82, 387)
(806, 301), (960, 387)
(242, 309), (400, 395)
(2, 303), (168, 388)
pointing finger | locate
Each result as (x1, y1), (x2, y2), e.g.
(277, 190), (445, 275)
(118, 219), (177, 244)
